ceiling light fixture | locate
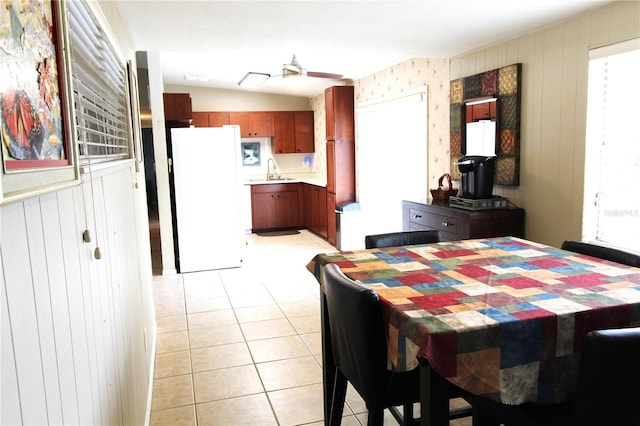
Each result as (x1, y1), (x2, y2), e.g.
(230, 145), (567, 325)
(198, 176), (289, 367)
(238, 72), (270, 88)
(281, 67), (307, 79)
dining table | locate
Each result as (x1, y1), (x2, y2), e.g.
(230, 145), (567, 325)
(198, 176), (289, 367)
(306, 236), (640, 426)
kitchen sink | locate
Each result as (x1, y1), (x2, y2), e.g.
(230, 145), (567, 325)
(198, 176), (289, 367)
(247, 177), (298, 183)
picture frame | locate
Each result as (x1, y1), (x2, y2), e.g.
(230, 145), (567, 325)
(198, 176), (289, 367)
(0, 0), (79, 205)
(241, 142), (261, 167)
(127, 59), (143, 172)
(450, 63), (522, 186)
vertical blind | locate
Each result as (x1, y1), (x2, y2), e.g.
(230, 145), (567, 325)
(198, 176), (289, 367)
(584, 38), (640, 249)
(66, 0), (130, 163)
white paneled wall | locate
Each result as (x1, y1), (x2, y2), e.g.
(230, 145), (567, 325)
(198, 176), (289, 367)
(450, 1), (640, 247)
(1, 163), (155, 425)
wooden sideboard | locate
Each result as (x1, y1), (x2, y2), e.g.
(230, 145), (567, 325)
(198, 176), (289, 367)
(402, 200), (525, 241)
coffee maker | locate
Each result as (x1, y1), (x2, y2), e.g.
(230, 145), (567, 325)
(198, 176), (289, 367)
(455, 156), (496, 199)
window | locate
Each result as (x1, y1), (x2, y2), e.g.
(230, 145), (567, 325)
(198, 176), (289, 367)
(583, 39), (640, 250)
(66, 0), (130, 164)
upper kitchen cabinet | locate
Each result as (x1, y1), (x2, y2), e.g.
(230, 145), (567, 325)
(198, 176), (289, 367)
(191, 111), (209, 127)
(163, 93), (192, 123)
(293, 111), (314, 153)
(465, 100), (497, 122)
(273, 111), (315, 154)
(190, 112), (232, 128)
(273, 112), (295, 153)
(229, 112), (274, 137)
(209, 112), (230, 127)
(325, 86), (354, 142)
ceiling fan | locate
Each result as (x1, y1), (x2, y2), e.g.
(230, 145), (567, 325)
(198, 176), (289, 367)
(239, 55), (344, 87)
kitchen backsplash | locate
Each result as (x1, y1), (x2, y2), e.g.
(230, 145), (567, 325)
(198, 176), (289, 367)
(240, 137), (315, 180)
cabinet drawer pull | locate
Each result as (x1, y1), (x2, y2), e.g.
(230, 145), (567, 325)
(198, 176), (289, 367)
(412, 214), (422, 219)
(441, 221), (454, 227)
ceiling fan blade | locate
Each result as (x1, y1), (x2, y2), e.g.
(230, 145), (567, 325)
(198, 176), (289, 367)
(307, 71), (344, 79)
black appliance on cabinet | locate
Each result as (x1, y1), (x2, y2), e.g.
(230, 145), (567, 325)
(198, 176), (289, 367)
(456, 156), (496, 199)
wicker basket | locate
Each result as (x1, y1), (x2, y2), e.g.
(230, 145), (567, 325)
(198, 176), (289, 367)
(430, 173), (458, 200)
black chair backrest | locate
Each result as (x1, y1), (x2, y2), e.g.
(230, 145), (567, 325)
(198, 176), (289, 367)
(322, 263), (388, 408)
(576, 327), (640, 425)
(365, 230), (441, 249)
(561, 240), (640, 267)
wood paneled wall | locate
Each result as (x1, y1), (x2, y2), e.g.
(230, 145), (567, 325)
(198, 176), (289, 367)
(450, 1), (640, 247)
(1, 164), (155, 425)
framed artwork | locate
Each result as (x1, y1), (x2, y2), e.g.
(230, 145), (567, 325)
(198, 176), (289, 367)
(0, 0), (79, 204)
(127, 60), (143, 172)
(241, 142), (261, 166)
(450, 63), (522, 186)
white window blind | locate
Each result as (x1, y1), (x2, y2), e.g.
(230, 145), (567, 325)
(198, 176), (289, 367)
(66, 0), (130, 164)
(583, 39), (640, 250)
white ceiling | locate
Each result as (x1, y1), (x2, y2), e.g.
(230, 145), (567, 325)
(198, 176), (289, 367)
(116, 0), (612, 98)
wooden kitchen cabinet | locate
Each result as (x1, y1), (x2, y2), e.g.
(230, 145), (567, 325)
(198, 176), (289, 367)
(163, 93), (192, 122)
(325, 86), (354, 142)
(401, 200), (524, 241)
(466, 101), (497, 122)
(273, 112), (295, 153)
(190, 111), (230, 127)
(303, 184), (327, 237)
(326, 140), (335, 194)
(251, 183), (300, 230)
(191, 111), (209, 127)
(273, 111), (315, 154)
(293, 111), (314, 153)
(326, 192), (337, 245)
(325, 87), (335, 140)
(229, 111), (274, 137)
(325, 86), (355, 246)
(208, 112), (230, 127)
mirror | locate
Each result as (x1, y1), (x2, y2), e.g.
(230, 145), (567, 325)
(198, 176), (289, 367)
(464, 97), (497, 156)
(449, 63), (522, 186)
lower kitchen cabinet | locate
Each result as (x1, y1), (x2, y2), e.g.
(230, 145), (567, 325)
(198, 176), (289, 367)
(303, 184), (327, 237)
(251, 183), (300, 230)
(402, 200), (525, 241)
(326, 192), (337, 246)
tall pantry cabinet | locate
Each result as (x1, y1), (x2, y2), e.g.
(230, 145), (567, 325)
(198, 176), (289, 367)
(325, 86), (355, 246)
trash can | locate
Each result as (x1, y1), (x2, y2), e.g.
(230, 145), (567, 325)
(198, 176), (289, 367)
(335, 202), (362, 251)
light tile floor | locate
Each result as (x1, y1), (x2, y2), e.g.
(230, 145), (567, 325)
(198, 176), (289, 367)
(149, 229), (472, 425)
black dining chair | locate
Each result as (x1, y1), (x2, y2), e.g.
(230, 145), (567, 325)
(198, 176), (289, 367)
(364, 230), (441, 249)
(561, 240), (640, 267)
(322, 263), (469, 425)
(468, 327), (640, 426)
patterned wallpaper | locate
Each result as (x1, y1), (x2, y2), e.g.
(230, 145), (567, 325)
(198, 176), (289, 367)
(309, 94), (326, 175)
(309, 58), (450, 188)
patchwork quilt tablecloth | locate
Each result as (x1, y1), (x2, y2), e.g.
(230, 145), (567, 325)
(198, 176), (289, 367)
(307, 237), (640, 404)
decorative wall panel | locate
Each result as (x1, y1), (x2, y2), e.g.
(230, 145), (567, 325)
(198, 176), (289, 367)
(450, 63), (522, 185)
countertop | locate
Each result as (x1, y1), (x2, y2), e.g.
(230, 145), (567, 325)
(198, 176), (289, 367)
(243, 175), (326, 187)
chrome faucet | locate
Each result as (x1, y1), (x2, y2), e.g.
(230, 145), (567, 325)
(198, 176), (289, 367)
(267, 158), (277, 180)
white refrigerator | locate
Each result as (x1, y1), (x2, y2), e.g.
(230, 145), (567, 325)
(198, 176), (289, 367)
(170, 126), (245, 272)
